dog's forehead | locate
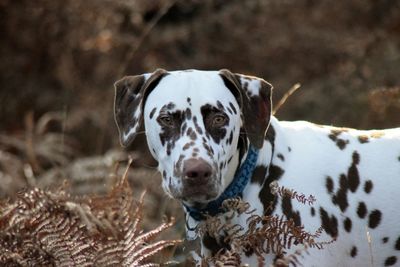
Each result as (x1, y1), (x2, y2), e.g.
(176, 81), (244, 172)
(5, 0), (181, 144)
(145, 70), (237, 108)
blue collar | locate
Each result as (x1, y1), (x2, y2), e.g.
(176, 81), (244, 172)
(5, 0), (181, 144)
(183, 146), (259, 221)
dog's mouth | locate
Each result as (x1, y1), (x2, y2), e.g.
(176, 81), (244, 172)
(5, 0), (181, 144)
(171, 183), (220, 206)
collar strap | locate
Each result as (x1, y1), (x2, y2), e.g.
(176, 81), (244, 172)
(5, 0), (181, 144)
(183, 146), (259, 221)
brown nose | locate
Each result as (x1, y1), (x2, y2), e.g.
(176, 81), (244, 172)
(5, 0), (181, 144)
(183, 158), (213, 185)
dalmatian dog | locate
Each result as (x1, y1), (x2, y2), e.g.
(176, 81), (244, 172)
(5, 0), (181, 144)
(114, 69), (400, 266)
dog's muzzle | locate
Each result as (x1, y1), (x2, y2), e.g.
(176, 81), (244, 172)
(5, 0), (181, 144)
(180, 158), (219, 201)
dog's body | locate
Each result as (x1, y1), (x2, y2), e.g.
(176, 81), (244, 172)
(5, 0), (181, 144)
(114, 69), (400, 266)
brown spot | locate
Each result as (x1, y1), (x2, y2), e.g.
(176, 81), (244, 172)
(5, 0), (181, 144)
(371, 131), (385, 139)
(173, 154), (185, 177)
(282, 195), (302, 226)
(185, 108), (192, 120)
(348, 151), (360, 193)
(350, 246), (357, 258)
(326, 176), (334, 194)
(216, 100), (225, 111)
(328, 129), (349, 150)
(201, 104), (229, 144)
(181, 122), (187, 135)
(332, 174), (349, 212)
(187, 97), (191, 105)
(352, 151), (360, 164)
(311, 207), (315, 216)
(383, 237), (389, 243)
(368, 209), (382, 229)
(251, 165), (268, 184)
(364, 180), (373, 194)
(242, 89), (272, 148)
(149, 107), (157, 119)
(166, 102), (175, 110)
(189, 130), (197, 141)
(320, 207), (338, 238)
(166, 143), (172, 156)
(183, 143), (191, 150)
(358, 135), (369, 144)
(157, 106), (183, 146)
(357, 202), (367, 218)
(187, 127), (193, 136)
(229, 102), (237, 114)
(277, 153), (285, 161)
(202, 141), (214, 158)
(385, 256), (397, 266)
(219, 162), (223, 171)
(336, 139), (349, 150)
(193, 116), (203, 135)
(344, 217), (352, 232)
(237, 129), (249, 164)
(265, 125), (276, 155)
(227, 131), (234, 145)
(395, 236), (400, 250)
(259, 165), (284, 215)
(329, 129), (343, 137)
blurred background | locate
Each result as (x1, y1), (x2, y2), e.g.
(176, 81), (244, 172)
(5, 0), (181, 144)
(0, 0), (399, 262)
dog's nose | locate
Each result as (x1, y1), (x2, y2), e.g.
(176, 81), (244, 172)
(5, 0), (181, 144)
(183, 158), (213, 185)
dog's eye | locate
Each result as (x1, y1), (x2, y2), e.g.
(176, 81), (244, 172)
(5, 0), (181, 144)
(212, 114), (227, 127)
(159, 115), (175, 127)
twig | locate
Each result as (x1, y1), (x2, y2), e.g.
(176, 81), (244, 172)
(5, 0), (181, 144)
(121, 156), (134, 185)
(117, 0), (177, 77)
(24, 111), (41, 173)
(366, 226), (374, 267)
(100, 1), (176, 154)
(61, 105), (68, 164)
(23, 163), (36, 187)
(273, 83), (301, 115)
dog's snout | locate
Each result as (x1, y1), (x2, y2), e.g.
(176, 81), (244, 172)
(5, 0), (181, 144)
(183, 158), (213, 184)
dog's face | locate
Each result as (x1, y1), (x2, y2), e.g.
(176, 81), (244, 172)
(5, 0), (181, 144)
(114, 69), (272, 207)
(143, 71), (241, 204)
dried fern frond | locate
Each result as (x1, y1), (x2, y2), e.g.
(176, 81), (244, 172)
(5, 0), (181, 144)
(270, 182), (316, 206)
(213, 246), (244, 267)
(0, 187), (95, 266)
(0, 164), (181, 266)
(199, 197), (334, 267)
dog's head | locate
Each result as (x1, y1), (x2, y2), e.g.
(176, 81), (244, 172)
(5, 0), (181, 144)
(114, 69), (272, 207)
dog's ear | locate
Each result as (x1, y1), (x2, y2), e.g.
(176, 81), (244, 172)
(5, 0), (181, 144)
(114, 69), (168, 147)
(219, 69), (272, 149)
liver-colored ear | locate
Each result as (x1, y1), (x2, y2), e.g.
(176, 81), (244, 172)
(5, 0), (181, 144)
(114, 69), (167, 147)
(219, 69), (272, 148)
